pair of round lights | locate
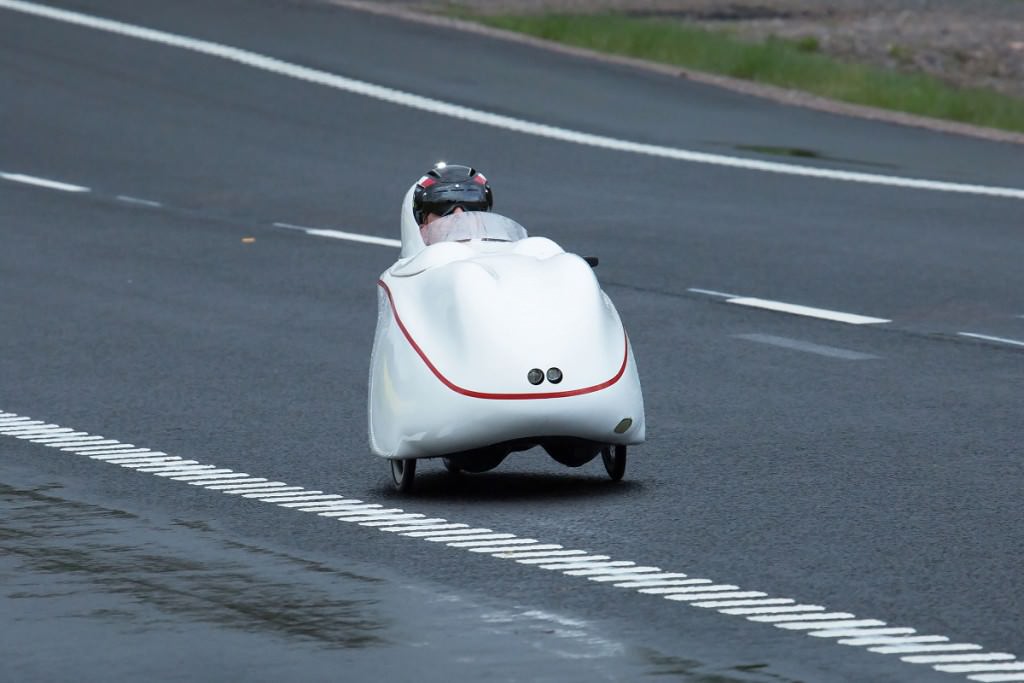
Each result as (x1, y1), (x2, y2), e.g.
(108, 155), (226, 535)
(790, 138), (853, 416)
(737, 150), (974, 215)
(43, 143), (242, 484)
(528, 368), (562, 385)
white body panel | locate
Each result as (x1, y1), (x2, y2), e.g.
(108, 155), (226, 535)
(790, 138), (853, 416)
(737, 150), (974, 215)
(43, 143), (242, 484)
(368, 186), (645, 460)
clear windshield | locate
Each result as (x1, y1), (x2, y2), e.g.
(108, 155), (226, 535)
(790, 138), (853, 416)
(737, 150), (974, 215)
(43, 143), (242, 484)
(420, 211), (528, 246)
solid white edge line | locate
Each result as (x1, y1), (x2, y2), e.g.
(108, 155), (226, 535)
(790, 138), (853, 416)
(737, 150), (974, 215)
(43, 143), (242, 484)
(728, 297), (891, 324)
(958, 332), (1024, 348)
(1, 1), (1022, 200)
(0, 171), (89, 192)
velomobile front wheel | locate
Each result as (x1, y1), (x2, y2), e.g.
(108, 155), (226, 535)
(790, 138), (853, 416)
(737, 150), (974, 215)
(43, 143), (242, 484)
(390, 458), (416, 492)
(601, 445), (626, 481)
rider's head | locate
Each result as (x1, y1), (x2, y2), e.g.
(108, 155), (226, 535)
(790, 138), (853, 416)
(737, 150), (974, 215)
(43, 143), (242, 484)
(413, 162), (493, 227)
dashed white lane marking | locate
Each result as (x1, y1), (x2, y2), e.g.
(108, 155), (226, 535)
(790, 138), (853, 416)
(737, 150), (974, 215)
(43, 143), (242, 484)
(733, 333), (879, 360)
(2, 1), (1024, 201)
(273, 222), (401, 248)
(0, 171), (89, 192)
(115, 194), (162, 207)
(687, 287), (742, 299)
(1, 410), (1019, 681)
(728, 297), (891, 325)
(958, 332), (1024, 348)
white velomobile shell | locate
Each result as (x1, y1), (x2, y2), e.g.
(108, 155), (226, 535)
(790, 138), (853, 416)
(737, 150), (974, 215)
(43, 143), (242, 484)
(368, 184), (645, 460)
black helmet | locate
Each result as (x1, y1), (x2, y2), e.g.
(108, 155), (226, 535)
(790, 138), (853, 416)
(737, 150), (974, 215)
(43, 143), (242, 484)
(412, 162), (493, 225)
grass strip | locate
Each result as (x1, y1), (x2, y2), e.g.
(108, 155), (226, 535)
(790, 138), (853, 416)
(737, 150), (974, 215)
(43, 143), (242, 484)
(464, 13), (1024, 134)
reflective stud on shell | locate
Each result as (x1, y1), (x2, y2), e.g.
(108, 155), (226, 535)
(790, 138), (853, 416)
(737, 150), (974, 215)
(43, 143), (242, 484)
(546, 368), (563, 384)
(528, 368), (544, 385)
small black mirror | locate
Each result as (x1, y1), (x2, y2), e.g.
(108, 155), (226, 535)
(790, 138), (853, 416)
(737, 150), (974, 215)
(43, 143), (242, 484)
(584, 256), (599, 268)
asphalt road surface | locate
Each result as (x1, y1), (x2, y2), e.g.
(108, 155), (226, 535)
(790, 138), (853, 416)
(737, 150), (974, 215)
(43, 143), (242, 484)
(2, 1), (1022, 682)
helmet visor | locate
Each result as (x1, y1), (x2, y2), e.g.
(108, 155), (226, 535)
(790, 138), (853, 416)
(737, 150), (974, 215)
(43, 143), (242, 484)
(419, 185), (490, 219)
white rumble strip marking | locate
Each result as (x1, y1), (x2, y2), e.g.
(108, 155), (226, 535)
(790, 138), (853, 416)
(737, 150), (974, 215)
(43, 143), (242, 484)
(1, 409), (1020, 681)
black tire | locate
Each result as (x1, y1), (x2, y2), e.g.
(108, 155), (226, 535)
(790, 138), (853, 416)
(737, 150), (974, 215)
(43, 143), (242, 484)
(601, 445), (627, 481)
(442, 457), (461, 475)
(390, 458), (416, 492)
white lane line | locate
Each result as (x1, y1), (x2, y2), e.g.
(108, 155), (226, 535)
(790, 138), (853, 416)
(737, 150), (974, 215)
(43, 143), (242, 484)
(115, 194), (162, 207)
(938, 664), (1024, 673)
(749, 612), (856, 623)
(360, 517), (449, 527)
(44, 437), (109, 446)
(639, 584), (740, 595)
(520, 555), (612, 565)
(402, 528), (494, 538)
(0, 422), (53, 432)
(665, 592), (769, 602)
(733, 333), (879, 360)
(0, 171), (89, 192)
(202, 480), (272, 490)
(13, 428), (75, 438)
(426, 533), (515, 543)
(109, 457), (180, 466)
(91, 451), (168, 460)
(28, 433), (92, 442)
(871, 643), (985, 654)
(811, 627), (918, 639)
(905, 655), (1018, 664)
(273, 222), (401, 248)
(494, 548), (581, 559)
(958, 332), (1024, 348)
(619, 579), (711, 589)
(967, 674), (1024, 683)
(2, 1), (1023, 201)
(448, 538), (539, 549)
(687, 287), (742, 299)
(379, 523), (470, 533)
(728, 297), (891, 325)
(1, 409), (1015, 683)
(66, 443), (138, 452)
(840, 635), (950, 647)
(720, 605), (826, 615)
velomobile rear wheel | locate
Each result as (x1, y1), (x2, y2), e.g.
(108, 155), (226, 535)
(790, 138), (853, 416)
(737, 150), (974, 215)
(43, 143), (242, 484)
(390, 458), (416, 492)
(601, 445), (626, 481)
(442, 457), (461, 475)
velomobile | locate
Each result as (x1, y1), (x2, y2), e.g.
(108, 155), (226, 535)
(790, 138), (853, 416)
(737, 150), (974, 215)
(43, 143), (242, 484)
(368, 181), (645, 491)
